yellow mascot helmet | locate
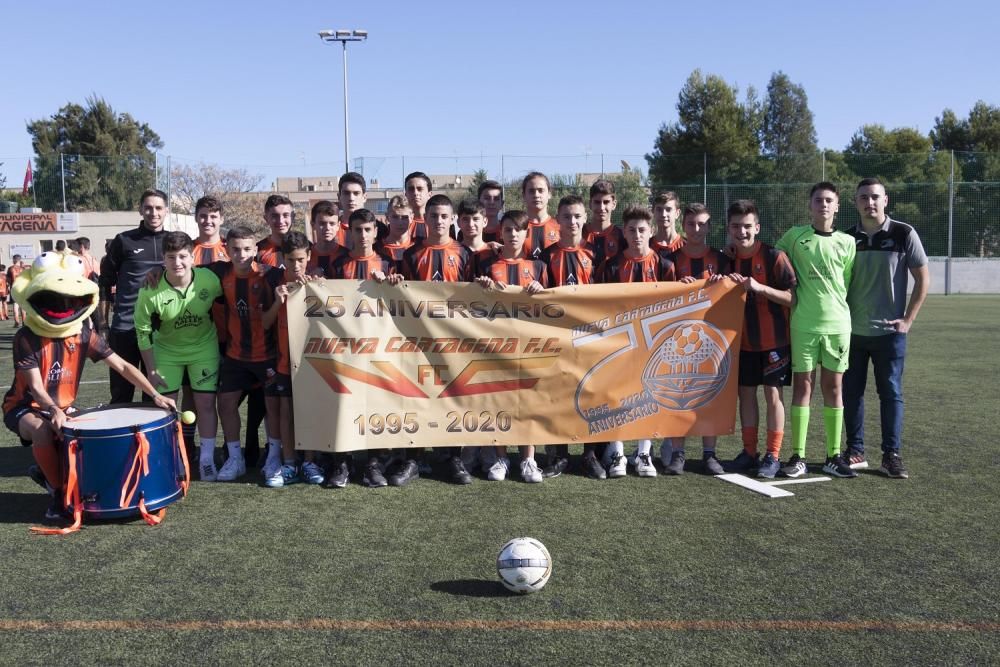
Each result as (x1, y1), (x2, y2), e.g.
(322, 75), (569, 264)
(11, 251), (100, 338)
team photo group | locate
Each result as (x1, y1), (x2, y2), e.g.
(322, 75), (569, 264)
(5, 168), (929, 525)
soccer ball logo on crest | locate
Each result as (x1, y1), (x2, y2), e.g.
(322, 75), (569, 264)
(641, 320), (730, 410)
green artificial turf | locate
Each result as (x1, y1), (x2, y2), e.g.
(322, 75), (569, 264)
(0, 295), (997, 665)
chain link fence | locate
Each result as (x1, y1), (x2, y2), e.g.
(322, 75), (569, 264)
(2, 151), (997, 262)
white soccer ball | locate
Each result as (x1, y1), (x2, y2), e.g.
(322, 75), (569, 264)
(496, 537), (552, 594)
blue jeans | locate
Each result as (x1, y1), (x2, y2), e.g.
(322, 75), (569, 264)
(843, 333), (907, 454)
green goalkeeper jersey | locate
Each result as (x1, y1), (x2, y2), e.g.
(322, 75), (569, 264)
(776, 224), (856, 335)
(134, 267), (223, 355)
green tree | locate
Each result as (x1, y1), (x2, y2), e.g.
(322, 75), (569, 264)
(464, 168), (490, 201)
(26, 96), (163, 211)
(931, 101), (1000, 256)
(844, 124), (950, 253)
(646, 70), (760, 188)
(761, 71), (817, 156)
(758, 71), (820, 184)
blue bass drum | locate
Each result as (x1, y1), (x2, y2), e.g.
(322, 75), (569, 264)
(61, 404), (189, 520)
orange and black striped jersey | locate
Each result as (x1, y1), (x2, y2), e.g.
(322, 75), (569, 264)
(193, 239), (229, 266)
(256, 238), (283, 268)
(599, 251), (676, 284)
(409, 217), (427, 241)
(0, 272), (7, 295)
(653, 235), (685, 254)
(667, 246), (731, 280)
(332, 221), (351, 249)
(731, 242), (797, 351)
(207, 261), (284, 362)
(3, 321), (112, 413)
(376, 238), (414, 275)
(401, 241), (473, 282)
(525, 217), (560, 259)
(541, 242), (602, 287)
(476, 256), (549, 288)
(585, 225), (626, 261)
(326, 253), (394, 280)
(464, 245), (495, 278)
(307, 246), (345, 276)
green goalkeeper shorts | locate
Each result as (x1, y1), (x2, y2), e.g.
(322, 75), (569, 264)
(790, 330), (850, 373)
(156, 346), (220, 394)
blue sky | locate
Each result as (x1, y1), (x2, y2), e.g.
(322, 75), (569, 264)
(2, 0), (997, 187)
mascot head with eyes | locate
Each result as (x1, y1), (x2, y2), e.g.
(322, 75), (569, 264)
(11, 251), (99, 338)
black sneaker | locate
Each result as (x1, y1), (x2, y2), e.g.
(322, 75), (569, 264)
(582, 453), (607, 480)
(44, 496), (70, 521)
(363, 461), (388, 488)
(879, 451), (909, 479)
(388, 459), (419, 487)
(322, 459), (351, 488)
(822, 454), (858, 478)
(449, 456), (473, 485)
(845, 448), (868, 469)
(727, 450), (759, 473)
(542, 456), (569, 479)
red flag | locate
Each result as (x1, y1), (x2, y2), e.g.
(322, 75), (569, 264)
(22, 160), (32, 196)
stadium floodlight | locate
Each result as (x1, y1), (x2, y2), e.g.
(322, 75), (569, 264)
(318, 28), (369, 173)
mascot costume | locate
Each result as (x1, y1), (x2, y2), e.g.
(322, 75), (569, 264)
(12, 252), (187, 535)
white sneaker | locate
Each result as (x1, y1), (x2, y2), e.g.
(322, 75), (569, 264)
(520, 458), (543, 483)
(262, 455), (281, 481)
(636, 453), (658, 477)
(217, 454), (246, 482)
(200, 461), (218, 482)
(264, 464), (285, 488)
(487, 457), (510, 481)
(607, 453), (627, 478)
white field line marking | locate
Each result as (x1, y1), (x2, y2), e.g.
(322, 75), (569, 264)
(766, 477), (832, 486)
(716, 474), (794, 498)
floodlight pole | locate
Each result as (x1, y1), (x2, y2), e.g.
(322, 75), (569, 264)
(319, 29), (368, 174)
(341, 41), (349, 174)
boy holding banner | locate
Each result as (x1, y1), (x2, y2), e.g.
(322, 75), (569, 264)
(399, 194), (476, 485)
(475, 210), (548, 483)
(598, 206), (676, 478)
(723, 200), (797, 479)
(541, 195), (605, 479)
(260, 232), (325, 487)
(662, 203), (731, 476)
(320, 210), (397, 489)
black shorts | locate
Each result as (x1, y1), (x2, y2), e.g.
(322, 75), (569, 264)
(218, 357), (277, 394)
(5, 406), (40, 447)
(265, 372), (293, 398)
(739, 347), (792, 387)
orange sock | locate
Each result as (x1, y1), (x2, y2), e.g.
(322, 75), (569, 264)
(741, 427), (758, 455)
(766, 430), (783, 458)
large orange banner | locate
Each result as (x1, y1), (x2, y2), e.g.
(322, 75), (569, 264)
(288, 279), (745, 452)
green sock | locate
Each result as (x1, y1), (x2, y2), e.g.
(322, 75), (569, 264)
(824, 406), (844, 458)
(791, 405), (809, 458)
